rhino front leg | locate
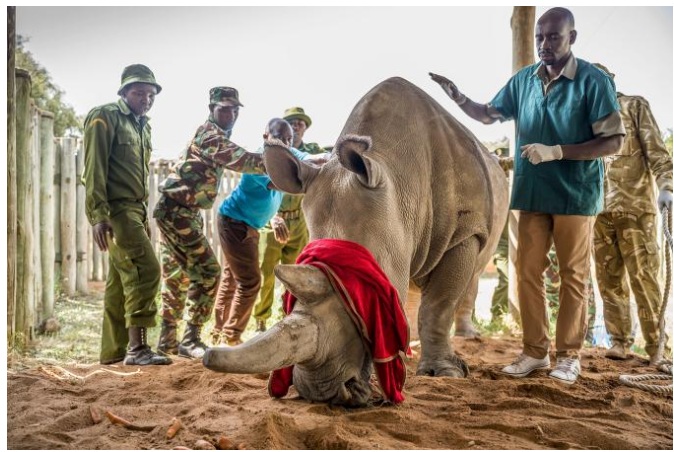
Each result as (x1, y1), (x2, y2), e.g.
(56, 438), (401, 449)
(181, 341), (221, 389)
(417, 236), (480, 378)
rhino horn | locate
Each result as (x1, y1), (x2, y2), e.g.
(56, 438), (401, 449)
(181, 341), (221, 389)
(203, 314), (318, 373)
(263, 143), (320, 194)
(335, 134), (382, 188)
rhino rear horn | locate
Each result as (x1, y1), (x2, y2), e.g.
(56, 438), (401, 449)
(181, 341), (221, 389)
(264, 143), (320, 194)
(275, 264), (333, 304)
(335, 134), (382, 189)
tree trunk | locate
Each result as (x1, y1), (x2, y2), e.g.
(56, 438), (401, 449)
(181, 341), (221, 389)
(60, 137), (78, 296)
(7, 6), (17, 343)
(39, 111), (56, 319)
(511, 7), (536, 74)
(507, 6), (536, 324)
(16, 68), (35, 343)
(76, 140), (89, 294)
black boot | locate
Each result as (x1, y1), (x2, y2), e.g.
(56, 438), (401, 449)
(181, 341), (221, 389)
(157, 321), (179, 355)
(178, 323), (208, 359)
(123, 326), (172, 366)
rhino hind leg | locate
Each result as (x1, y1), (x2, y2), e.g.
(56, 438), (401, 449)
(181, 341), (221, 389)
(416, 236), (480, 378)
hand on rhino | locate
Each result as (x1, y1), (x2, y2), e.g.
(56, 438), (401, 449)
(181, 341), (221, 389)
(429, 72), (467, 105)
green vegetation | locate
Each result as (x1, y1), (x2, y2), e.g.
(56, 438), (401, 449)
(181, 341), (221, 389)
(16, 35), (82, 137)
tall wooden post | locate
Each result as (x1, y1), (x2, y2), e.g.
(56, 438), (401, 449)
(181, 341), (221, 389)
(75, 140), (89, 294)
(16, 68), (35, 342)
(7, 6), (17, 342)
(54, 134), (62, 286)
(507, 6), (536, 324)
(39, 111), (56, 318)
(32, 108), (43, 324)
(60, 137), (78, 296)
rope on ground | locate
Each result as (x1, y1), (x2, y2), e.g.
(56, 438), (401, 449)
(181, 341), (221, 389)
(618, 206), (673, 397)
(38, 365), (141, 382)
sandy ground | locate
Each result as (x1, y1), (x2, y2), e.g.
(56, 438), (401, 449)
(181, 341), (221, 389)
(7, 335), (673, 450)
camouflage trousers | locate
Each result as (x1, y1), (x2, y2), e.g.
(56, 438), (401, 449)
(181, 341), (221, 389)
(593, 211), (666, 357)
(545, 246), (596, 342)
(490, 224), (510, 320)
(254, 213), (310, 321)
(153, 196), (221, 327)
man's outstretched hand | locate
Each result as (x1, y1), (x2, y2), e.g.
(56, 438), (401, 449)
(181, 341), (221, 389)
(429, 72), (466, 105)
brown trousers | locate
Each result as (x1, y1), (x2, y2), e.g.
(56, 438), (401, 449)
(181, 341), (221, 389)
(517, 212), (594, 359)
(213, 215), (261, 341)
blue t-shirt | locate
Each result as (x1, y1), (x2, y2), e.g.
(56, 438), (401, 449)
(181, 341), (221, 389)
(490, 58), (620, 215)
(218, 147), (313, 229)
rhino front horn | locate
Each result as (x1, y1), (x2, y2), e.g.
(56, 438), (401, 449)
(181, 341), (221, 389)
(202, 314), (318, 374)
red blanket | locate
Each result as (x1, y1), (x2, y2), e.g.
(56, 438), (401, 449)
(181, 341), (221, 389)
(268, 238), (409, 404)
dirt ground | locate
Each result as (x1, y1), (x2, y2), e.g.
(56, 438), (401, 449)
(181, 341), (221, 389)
(7, 334), (673, 450)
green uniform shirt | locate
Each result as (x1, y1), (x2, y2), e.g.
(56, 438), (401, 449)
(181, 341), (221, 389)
(278, 141), (325, 211)
(83, 99), (153, 225)
(603, 93), (673, 214)
(490, 57), (621, 215)
(160, 117), (265, 209)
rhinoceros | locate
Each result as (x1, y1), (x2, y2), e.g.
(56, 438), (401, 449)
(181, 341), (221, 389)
(203, 77), (508, 407)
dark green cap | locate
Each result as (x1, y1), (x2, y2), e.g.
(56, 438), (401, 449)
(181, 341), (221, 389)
(210, 87), (243, 107)
(117, 64), (162, 95)
(283, 106), (312, 128)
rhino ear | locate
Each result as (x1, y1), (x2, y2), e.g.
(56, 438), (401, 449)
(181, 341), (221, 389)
(335, 134), (382, 189)
(263, 141), (320, 194)
(275, 264), (332, 304)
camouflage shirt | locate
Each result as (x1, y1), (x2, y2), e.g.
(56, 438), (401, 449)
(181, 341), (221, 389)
(603, 93), (673, 214)
(160, 117), (266, 209)
(83, 99), (153, 225)
(278, 141), (325, 212)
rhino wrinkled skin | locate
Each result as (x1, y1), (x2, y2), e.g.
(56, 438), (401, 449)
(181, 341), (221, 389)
(203, 77), (509, 407)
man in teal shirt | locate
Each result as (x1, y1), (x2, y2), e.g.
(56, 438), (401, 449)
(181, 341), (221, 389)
(430, 7), (624, 384)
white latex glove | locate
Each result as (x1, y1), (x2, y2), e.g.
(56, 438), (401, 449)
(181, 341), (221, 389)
(657, 189), (673, 212)
(520, 143), (563, 165)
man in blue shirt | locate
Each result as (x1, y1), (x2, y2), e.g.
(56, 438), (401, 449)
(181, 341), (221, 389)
(430, 7), (625, 384)
(211, 118), (324, 346)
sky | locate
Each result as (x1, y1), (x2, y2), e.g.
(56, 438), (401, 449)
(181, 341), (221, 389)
(11, 5), (674, 158)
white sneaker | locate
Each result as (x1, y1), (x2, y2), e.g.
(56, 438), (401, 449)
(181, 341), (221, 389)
(501, 353), (550, 377)
(549, 357), (581, 384)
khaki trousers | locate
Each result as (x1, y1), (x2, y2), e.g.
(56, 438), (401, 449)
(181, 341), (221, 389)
(517, 212), (594, 359)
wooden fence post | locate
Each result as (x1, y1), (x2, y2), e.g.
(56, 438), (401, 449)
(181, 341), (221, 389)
(75, 139), (88, 294)
(32, 107), (43, 325)
(7, 6), (17, 342)
(39, 111), (56, 319)
(54, 132), (62, 289)
(60, 137), (77, 296)
(15, 68), (35, 342)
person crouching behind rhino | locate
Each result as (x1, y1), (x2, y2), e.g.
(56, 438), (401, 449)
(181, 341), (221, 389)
(211, 118), (327, 346)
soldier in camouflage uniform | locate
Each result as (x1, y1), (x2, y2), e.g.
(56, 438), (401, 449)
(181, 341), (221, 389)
(252, 107), (326, 333)
(153, 87), (266, 359)
(592, 64), (673, 363)
(83, 64), (171, 366)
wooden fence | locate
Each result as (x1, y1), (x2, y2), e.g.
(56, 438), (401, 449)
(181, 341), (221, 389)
(9, 68), (242, 343)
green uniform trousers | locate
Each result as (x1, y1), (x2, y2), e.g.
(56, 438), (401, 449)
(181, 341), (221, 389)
(100, 201), (161, 363)
(154, 197), (221, 327)
(490, 224), (509, 320)
(254, 213), (309, 321)
(594, 211), (666, 357)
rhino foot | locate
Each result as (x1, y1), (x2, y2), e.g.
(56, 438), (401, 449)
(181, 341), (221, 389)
(416, 354), (470, 378)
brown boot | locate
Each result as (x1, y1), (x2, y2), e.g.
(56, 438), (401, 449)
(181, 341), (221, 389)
(123, 326), (172, 365)
(605, 343), (627, 360)
(178, 323), (208, 359)
(157, 321), (179, 355)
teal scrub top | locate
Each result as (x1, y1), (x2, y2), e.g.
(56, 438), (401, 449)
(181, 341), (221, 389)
(490, 58), (620, 215)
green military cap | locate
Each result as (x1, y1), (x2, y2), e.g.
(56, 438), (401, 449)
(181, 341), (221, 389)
(117, 64), (162, 95)
(283, 106), (312, 128)
(210, 87), (243, 107)
(593, 63), (615, 79)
